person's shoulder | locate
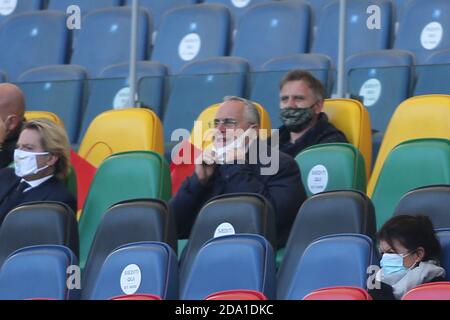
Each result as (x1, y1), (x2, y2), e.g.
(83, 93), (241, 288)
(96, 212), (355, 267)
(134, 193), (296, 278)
(276, 151), (300, 172)
(0, 167), (17, 180)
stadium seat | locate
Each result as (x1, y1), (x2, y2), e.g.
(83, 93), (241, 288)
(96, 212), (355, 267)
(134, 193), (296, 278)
(18, 65), (88, 143)
(371, 138), (450, 229)
(0, 245), (79, 300)
(323, 99), (373, 179)
(163, 57), (249, 146)
(151, 4), (231, 74)
(180, 234), (276, 300)
(311, 0), (393, 66)
(0, 202), (78, 266)
(402, 282), (450, 300)
(295, 143), (367, 196)
(0, 11), (69, 81)
(0, 0), (43, 24)
(231, 1), (311, 71)
(179, 193), (277, 283)
(277, 234), (374, 300)
(25, 110), (65, 127)
(79, 61), (167, 143)
(82, 199), (177, 299)
(436, 229), (450, 281)
(111, 294), (162, 300)
(78, 108), (164, 167)
(305, 0), (333, 28)
(71, 7), (151, 78)
(394, 0), (450, 64)
(78, 151), (172, 270)
(205, 290), (268, 300)
(48, 0), (121, 14)
(277, 191), (376, 295)
(414, 49), (450, 96)
(303, 286), (373, 300)
(0, 71), (6, 82)
(86, 242), (178, 300)
(394, 185), (450, 229)
(249, 53), (332, 128)
(346, 49), (415, 133)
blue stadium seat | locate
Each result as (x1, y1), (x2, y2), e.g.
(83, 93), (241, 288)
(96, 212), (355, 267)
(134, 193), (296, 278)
(414, 49), (450, 96)
(0, 11), (69, 81)
(394, 0), (413, 26)
(88, 242), (178, 300)
(81, 199), (177, 300)
(151, 4), (231, 74)
(0, 71), (6, 82)
(346, 49), (414, 133)
(231, 1), (311, 71)
(180, 234), (276, 300)
(17, 65), (87, 143)
(0, 0), (43, 24)
(394, 0), (450, 64)
(0, 245), (79, 300)
(47, 0), (121, 14)
(77, 61), (167, 145)
(436, 229), (450, 281)
(277, 234), (374, 300)
(311, 0), (393, 67)
(71, 7), (151, 78)
(163, 56), (248, 144)
(305, 0), (333, 28)
(249, 53), (331, 128)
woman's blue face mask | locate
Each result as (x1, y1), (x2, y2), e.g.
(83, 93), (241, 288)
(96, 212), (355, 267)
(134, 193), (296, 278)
(380, 252), (412, 275)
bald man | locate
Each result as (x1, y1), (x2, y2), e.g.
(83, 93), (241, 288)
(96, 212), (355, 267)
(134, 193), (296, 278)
(0, 84), (25, 168)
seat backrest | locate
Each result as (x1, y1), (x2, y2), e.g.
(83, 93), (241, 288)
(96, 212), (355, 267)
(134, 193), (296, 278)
(303, 286), (373, 300)
(231, 1), (311, 71)
(346, 49), (414, 133)
(402, 282), (450, 300)
(25, 110), (65, 127)
(71, 7), (151, 78)
(78, 108), (164, 167)
(205, 289), (268, 300)
(110, 294), (162, 300)
(323, 99), (373, 178)
(0, 202), (79, 266)
(295, 143), (366, 197)
(78, 151), (172, 270)
(311, 0), (393, 66)
(368, 95), (450, 196)
(277, 234), (373, 300)
(180, 234), (276, 300)
(414, 49), (450, 96)
(0, 11), (68, 81)
(18, 65), (87, 143)
(0, 0), (43, 24)
(371, 138), (450, 229)
(82, 199), (177, 299)
(395, 185), (450, 229)
(48, 0), (121, 13)
(436, 229), (450, 281)
(394, 0), (450, 64)
(179, 193), (277, 282)
(0, 245), (79, 300)
(151, 4), (230, 74)
(87, 242), (178, 300)
(277, 191), (376, 296)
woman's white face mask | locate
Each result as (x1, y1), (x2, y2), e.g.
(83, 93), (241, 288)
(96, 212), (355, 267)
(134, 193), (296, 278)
(14, 149), (49, 178)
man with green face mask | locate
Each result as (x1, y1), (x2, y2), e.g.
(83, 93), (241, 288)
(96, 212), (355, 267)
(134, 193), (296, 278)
(279, 70), (347, 157)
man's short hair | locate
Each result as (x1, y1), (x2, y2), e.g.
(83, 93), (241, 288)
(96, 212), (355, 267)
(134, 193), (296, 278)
(279, 70), (325, 101)
(223, 96), (260, 125)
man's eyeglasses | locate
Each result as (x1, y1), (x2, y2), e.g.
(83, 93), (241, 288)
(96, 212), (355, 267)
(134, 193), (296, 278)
(209, 118), (238, 129)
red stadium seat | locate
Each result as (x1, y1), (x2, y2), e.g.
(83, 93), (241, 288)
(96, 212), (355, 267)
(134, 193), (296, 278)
(402, 282), (450, 300)
(303, 287), (373, 300)
(111, 294), (162, 301)
(205, 290), (268, 301)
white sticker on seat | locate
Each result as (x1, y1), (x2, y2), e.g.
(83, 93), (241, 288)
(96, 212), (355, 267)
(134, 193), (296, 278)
(307, 165), (328, 194)
(421, 22), (443, 50)
(359, 78), (382, 107)
(113, 87), (131, 110)
(178, 33), (201, 61)
(0, 0), (17, 16)
(232, 0), (251, 8)
(214, 222), (236, 238)
(120, 264), (142, 295)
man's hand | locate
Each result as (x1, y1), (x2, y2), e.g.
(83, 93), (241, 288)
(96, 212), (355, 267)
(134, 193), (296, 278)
(0, 118), (6, 148)
(194, 149), (217, 185)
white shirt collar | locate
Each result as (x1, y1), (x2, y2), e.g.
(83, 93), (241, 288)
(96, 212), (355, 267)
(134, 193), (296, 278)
(21, 175), (54, 192)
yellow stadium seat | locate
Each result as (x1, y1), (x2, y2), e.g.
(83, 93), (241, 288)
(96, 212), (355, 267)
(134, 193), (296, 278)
(368, 95), (450, 196)
(190, 102), (272, 150)
(323, 99), (372, 179)
(25, 111), (65, 128)
(78, 108), (164, 167)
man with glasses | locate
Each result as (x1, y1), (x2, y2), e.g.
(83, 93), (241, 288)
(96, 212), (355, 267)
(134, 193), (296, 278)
(170, 96), (306, 248)
(279, 70), (347, 157)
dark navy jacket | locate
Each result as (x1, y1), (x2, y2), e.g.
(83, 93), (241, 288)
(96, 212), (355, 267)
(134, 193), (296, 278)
(170, 151), (306, 247)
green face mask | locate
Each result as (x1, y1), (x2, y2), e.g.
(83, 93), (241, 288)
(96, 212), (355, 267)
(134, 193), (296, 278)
(280, 104), (316, 133)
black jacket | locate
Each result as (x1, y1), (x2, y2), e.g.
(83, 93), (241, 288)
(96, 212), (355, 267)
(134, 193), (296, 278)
(0, 128), (20, 169)
(279, 113), (348, 158)
(170, 151), (306, 247)
(0, 168), (77, 225)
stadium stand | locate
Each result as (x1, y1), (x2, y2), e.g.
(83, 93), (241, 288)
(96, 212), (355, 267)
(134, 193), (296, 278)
(414, 49), (450, 96)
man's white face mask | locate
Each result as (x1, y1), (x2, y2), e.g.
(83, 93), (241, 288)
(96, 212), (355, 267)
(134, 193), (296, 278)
(14, 149), (50, 178)
(212, 128), (255, 164)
